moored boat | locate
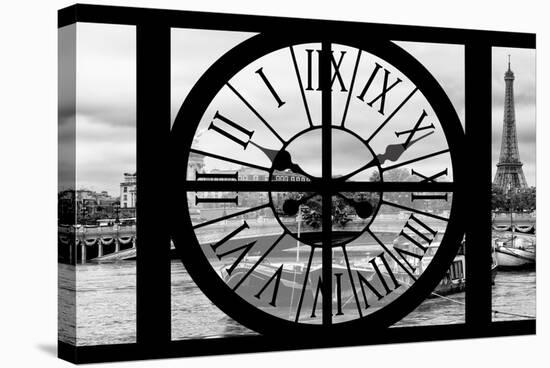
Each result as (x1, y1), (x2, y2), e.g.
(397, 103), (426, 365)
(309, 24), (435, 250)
(219, 239), (473, 314)
(493, 229), (535, 270)
(491, 250), (498, 285)
(492, 205), (536, 269)
(494, 240), (535, 269)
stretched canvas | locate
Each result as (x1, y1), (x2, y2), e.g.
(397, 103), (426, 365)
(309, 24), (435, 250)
(58, 4), (536, 363)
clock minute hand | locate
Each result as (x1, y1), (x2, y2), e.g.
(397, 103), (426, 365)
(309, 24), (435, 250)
(376, 130), (434, 165)
(336, 131), (434, 182)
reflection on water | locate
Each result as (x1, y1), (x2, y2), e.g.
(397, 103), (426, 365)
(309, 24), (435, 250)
(394, 292), (465, 327)
(59, 261), (534, 346)
(171, 261), (255, 339)
(58, 264), (76, 345)
(492, 270), (536, 321)
(59, 262), (136, 346)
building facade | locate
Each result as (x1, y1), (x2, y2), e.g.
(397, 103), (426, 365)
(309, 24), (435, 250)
(120, 173), (137, 208)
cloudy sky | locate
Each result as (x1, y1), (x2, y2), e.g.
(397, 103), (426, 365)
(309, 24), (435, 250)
(491, 47), (536, 186)
(70, 23), (136, 196)
(67, 24), (535, 196)
(174, 34), (464, 182)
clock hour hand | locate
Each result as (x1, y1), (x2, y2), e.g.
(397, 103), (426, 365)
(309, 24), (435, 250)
(249, 141), (313, 179)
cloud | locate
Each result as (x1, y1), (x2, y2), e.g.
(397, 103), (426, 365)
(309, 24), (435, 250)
(71, 25), (536, 196)
(394, 41), (465, 127)
(73, 23), (136, 196)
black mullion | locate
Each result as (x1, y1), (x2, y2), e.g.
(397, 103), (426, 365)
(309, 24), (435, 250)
(464, 43), (492, 326)
(136, 24), (171, 345)
(320, 40), (332, 326)
(183, 180), (455, 192)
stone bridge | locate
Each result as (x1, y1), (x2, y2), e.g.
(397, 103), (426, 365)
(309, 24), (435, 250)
(58, 224), (136, 264)
(58, 214), (448, 264)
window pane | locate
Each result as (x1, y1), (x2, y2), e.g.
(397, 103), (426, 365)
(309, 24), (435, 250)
(491, 47), (536, 322)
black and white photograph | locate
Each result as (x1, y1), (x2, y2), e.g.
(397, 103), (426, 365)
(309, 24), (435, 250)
(33, 2), (544, 366)
(58, 22), (137, 346)
(491, 47), (536, 321)
(172, 34), (468, 336)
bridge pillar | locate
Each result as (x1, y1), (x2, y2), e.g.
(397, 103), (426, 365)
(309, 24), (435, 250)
(81, 244), (87, 264)
(132, 237), (136, 248)
(115, 238), (120, 253)
(98, 241), (103, 257)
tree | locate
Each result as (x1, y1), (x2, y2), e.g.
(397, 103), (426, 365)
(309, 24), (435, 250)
(369, 168), (412, 213)
(491, 185), (536, 213)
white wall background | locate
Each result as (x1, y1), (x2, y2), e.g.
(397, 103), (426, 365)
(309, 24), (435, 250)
(0, 0), (547, 367)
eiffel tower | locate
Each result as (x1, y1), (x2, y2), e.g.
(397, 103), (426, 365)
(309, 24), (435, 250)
(493, 56), (528, 191)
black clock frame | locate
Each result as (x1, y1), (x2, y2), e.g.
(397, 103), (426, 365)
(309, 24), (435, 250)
(171, 32), (465, 335)
(58, 4), (536, 364)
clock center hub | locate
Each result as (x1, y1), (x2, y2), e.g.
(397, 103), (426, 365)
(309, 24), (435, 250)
(268, 127), (382, 247)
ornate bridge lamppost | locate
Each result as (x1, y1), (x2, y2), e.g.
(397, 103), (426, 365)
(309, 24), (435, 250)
(79, 200), (89, 225)
(114, 202), (121, 225)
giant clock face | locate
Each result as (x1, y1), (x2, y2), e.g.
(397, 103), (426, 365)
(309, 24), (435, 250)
(171, 32), (465, 336)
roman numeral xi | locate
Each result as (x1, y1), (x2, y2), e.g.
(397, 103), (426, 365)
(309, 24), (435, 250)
(208, 111), (254, 150)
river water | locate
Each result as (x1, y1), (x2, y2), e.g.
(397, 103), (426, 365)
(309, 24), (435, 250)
(58, 261), (535, 346)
